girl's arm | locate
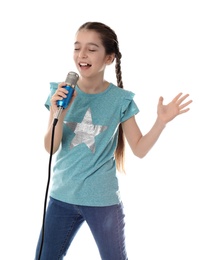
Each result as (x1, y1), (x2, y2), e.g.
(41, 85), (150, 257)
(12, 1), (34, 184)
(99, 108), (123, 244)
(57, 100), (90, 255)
(44, 82), (77, 154)
(44, 107), (65, 153)
(122, 93), (192, 158)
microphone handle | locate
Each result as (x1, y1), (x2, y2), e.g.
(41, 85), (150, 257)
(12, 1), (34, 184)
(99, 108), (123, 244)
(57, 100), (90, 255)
(54, 85), (74, 120)
(57, 85), (75, 109)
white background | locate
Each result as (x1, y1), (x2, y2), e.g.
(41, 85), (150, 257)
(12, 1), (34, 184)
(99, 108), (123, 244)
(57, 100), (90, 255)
(0, 0), (198, 259)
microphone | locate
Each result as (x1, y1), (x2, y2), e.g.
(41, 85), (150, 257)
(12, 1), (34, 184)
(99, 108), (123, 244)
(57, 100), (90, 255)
(54, 71), (79, 121)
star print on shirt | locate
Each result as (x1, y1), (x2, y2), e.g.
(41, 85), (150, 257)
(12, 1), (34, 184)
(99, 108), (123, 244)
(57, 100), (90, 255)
(65, 108), (107, 153)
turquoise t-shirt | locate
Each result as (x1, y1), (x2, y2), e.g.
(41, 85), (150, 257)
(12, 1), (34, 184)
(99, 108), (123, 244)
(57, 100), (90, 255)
(45, 82), (139, 206)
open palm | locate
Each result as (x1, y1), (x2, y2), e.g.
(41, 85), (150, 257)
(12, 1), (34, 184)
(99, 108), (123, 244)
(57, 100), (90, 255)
(157, 93), (192, 123)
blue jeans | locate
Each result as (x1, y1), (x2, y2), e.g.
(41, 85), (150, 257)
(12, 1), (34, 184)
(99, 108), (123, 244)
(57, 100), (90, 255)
(35, 197), (128, 260)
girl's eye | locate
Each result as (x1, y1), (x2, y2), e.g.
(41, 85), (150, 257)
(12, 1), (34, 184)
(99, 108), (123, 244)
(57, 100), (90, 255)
(89, 49), (96, 52)
(74, 48), (80, 51)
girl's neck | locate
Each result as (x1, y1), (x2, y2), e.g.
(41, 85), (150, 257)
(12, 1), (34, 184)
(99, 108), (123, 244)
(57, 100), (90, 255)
(77, 78), (110, 94)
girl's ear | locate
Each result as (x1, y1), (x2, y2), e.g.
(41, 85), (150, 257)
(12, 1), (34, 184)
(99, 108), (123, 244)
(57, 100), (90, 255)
(106, 54), (115, 65)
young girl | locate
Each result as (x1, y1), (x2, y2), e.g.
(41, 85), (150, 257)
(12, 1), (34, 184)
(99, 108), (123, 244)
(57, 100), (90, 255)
(35, 22), (192, 260)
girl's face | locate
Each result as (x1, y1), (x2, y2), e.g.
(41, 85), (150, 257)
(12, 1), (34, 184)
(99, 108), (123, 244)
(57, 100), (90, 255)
(73, 29), (114, 78)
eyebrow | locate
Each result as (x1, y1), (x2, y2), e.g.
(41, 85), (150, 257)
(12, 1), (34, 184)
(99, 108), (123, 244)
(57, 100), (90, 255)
(74, 41), (100, 48)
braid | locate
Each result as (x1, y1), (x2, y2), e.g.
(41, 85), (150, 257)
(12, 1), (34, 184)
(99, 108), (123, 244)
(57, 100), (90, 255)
(115, 46), (123, 89)
(114, 43), (125, 173)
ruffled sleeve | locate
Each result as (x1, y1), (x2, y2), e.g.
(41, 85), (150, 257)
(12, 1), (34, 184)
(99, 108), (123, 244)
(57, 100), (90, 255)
(44, 82), (59, 110)
(120, 91), (139, 122)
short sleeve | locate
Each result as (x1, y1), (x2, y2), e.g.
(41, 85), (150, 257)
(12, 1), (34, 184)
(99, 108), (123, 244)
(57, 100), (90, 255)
(121, 92), (139, 122)
(44, 82), (59, 110)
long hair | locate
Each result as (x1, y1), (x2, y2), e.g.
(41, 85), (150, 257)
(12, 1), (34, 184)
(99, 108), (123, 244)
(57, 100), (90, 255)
(77, 22), (125, 172)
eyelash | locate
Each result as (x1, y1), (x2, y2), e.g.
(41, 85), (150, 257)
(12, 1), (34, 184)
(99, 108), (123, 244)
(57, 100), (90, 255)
(74, 48), (96, 52)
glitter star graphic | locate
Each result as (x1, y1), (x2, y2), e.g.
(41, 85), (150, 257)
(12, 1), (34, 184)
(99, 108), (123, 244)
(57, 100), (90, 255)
(65, 108), (107, 153)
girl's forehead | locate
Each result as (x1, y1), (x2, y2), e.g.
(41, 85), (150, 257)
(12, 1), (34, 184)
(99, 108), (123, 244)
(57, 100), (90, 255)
(74, 29), (102, 44)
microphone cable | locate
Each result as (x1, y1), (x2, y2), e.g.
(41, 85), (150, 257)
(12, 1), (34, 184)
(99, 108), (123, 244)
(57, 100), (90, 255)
(37, 118), (58, 260)
(37, 71), (79, 259)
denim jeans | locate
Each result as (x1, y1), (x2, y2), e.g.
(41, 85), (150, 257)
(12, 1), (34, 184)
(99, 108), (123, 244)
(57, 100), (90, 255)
(35, 197), (128, 260)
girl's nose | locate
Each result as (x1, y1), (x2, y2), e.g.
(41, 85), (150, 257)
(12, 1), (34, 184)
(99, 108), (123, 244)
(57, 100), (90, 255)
(79, 49), (87, 58)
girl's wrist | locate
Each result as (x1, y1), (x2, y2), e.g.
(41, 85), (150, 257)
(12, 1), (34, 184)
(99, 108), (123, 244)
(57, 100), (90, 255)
(156, 117), (166, 129)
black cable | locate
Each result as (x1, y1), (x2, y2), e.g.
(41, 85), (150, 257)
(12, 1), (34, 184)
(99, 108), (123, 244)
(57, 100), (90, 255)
(37, 118), (58, 260)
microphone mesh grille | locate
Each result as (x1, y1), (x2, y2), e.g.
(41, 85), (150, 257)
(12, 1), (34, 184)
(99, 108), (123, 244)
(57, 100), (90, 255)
(65, 71), (79, 86)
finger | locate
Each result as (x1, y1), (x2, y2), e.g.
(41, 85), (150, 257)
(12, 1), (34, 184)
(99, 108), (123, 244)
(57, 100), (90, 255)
(179, 108), (190, 114)
(57, 84), (68, 95)
(158, 96), (164, 106)
(172, 93), (183, 102)
(57, 89), (68, 97)
(176, 93), (191, 105)
(179, 99), (193, 110)
(51, 90), (66, 103)
(58, 82), (67, 88)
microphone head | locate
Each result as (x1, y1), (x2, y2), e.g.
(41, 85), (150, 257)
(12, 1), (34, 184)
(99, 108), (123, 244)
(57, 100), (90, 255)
(65, 71), (79, 86)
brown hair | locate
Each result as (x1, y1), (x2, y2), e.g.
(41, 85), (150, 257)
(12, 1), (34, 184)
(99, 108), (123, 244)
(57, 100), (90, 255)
(77, 22), (125, 172)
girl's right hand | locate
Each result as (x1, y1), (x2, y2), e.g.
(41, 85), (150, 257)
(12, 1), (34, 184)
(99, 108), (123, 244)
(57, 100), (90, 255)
(50, 82), (77, 116)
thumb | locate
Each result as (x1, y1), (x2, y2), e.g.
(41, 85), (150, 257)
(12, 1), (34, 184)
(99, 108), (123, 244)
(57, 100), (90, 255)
(158, 96), (164, 106)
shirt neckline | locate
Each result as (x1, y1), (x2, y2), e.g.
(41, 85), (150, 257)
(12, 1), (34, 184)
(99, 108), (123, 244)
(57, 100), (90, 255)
(76, 83), (113, 97)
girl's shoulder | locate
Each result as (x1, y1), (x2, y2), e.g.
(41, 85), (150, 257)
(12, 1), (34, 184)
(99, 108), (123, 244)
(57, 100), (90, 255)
(109, 83), (136, 99)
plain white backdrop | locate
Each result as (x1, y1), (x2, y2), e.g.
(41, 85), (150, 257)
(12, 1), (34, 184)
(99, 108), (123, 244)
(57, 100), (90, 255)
(0, 0), (198, 259)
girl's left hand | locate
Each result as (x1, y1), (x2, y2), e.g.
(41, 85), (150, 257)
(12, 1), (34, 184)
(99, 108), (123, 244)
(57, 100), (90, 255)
(157, 93), (192, 124)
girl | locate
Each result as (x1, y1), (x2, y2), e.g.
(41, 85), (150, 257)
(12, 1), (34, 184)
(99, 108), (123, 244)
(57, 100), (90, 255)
(35, 22), (192, 260)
